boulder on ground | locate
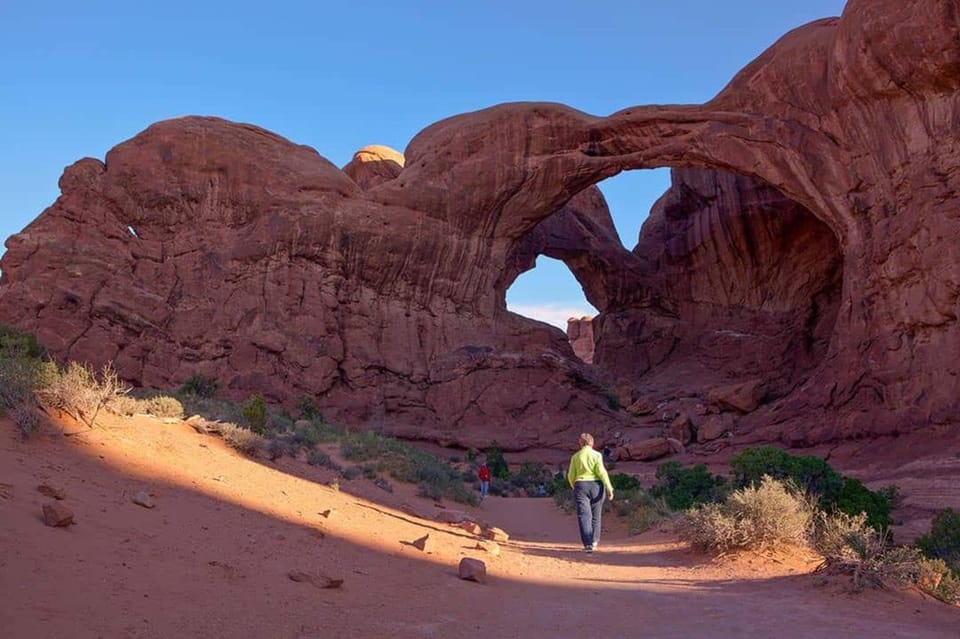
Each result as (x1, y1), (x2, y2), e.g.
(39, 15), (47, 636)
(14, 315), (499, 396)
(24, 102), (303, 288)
(482, 526), (509, 543)
(614, 437), (671, 461)
(42, 502), (74, 527)
(458, 558), (487, 584)
(706, 379), (766, 414)
(697, 414), (736, 443)
(667, 414), (694, 445)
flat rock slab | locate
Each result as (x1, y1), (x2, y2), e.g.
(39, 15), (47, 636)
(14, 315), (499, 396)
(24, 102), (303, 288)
(288, 570), (343, 589)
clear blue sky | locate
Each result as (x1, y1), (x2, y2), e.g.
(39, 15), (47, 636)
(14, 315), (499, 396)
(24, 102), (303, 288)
(1, 1), (846, 328)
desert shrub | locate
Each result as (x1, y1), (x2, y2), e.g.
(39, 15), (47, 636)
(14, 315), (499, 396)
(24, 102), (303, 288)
(361, 464), (378, 480)
(612, 487), (672, 534)
(340, 431), (404, 461)
(610, 473), (642, 492)
(219, 423), (262, 456)
(484, 442), (510, 480)
(651, 461), (728, 511)
(916, 508), (960, 574)
(339, 430), (477, 504)
(241, 393), (268, 434)
(106, 394), (144, 417)
(0, 325), (52, 412)
(0, 324), (45, 359)
(179, 373), (219, 398)
(146, 395), (184, 419)
(38, 362), (128, 428)
(374, 477), (393, 492)
(268, 413), (294, 432)
(306, 449), (340, 470)
(812, 509), (926, 590)
(836, 477), (893, 531)
(266, 438), (292, 461)
(296, 396), (322, 421)
(488, 477), (509, 497)
(417, 482), (443, 500)
(682, 476), (813, 552)
(11, 402), (41, 439)
(730, 446), (893, 530)
(917, 557), (960, 605)
(342, 466), (363, 481)
(509, 461), (552, 491)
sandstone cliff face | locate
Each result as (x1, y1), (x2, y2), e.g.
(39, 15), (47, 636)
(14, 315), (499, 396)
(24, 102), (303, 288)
(2, 0), (958, 449)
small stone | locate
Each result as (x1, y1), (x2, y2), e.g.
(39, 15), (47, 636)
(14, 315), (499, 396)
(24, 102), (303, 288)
(38, 484), (66, 500)
(457, 521), (482, 535)
(411, 534), (432, 552)
(475, 541), (501, 557)
(319, 509), (333, 519)
(481, 526), (509, 543)
(288, 570), (343, 589)
(42, 502), (74, 527)
(458, 557), (487, 584)
(132, 491), (156, 509)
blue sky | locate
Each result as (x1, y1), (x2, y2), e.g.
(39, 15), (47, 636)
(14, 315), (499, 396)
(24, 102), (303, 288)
(1, 1), (846, 328)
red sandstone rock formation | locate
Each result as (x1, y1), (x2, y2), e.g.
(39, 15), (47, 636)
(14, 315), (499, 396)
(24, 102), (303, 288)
(342, 144), (404, 189)
(2, 0), (958, 449)
(566, 316), (595, 364)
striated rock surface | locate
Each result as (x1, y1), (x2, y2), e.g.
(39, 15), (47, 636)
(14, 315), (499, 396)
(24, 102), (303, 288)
(2, 0), (959, 450)
(566, 317), (595, 363)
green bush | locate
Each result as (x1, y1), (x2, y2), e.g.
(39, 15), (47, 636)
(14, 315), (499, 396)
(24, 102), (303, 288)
(180, 374), (219, 398)
(341, 466), (363, 481)
(610, 472), (642, 491)
(296, 396), (322, 421)
(509, 461), (552, 492)
(650, 461), (728, 511)
(916, 508), (960, 574)
(730, 446), (893, 530)
(242, 393), (268, 434)
(484, 442), (510, 480)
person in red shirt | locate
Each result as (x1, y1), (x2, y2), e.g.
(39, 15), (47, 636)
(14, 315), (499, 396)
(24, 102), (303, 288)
(478, 461), (491, 500)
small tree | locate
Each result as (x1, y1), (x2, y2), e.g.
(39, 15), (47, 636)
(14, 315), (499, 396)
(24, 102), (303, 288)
(484, 442), (510, 480)
(242, 393), (268, 434)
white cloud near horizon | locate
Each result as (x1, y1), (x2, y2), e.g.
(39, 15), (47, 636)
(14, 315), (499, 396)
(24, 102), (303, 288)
(508, 303), (596, 330)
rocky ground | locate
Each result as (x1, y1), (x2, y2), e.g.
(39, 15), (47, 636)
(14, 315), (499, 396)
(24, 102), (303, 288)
(1, 412), (958, 639)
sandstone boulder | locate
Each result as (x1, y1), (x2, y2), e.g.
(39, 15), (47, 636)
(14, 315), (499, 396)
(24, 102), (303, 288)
(614, 438), (671, 462)
(706, 380), (767, 414)
(697, 414), (736, 443)
(42, 502), (74, 527)
(457, 558), (487, 584)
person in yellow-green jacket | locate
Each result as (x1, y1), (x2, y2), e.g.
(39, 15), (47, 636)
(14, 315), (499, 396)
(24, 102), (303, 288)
(567, 432), (614, 553)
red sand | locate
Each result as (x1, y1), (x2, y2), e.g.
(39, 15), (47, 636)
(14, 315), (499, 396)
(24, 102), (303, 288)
(2, 413), (957, 638)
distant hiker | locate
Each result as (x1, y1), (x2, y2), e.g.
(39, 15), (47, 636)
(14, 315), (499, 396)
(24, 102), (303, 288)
(567, 432), (614, 553)
(478, 461), (491, 500)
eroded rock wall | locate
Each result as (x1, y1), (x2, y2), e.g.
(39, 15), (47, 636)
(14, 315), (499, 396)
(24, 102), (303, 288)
(2, 0), (958, 449)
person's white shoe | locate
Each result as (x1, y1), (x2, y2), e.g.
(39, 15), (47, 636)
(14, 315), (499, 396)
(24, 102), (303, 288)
(590, 542), (598, 551)
(583, 546), (593, 553)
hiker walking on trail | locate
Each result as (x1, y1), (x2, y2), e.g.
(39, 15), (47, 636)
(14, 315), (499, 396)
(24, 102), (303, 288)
(478, 461), (491, 500)
(567, 433), (614, 553)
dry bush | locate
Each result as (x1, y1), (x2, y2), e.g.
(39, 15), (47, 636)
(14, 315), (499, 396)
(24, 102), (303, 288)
(106, 394), (144, 417)
(145, 395), (184, 419)
(814, 510), (931, 591)
(11, 402), (41, 439)
(681, 476), (813, 552)
(38, 362), (128, 428)
(219, 423), (263, 456)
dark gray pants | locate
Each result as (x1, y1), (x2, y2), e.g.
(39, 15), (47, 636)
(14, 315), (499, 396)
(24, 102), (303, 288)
(573, 480), (605, 548)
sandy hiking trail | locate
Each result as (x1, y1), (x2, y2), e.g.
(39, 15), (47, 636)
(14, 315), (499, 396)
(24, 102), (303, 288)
(1, 413), (957, 639)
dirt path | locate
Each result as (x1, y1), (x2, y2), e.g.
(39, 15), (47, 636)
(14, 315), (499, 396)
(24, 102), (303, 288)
(1, 414), (957, 638)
